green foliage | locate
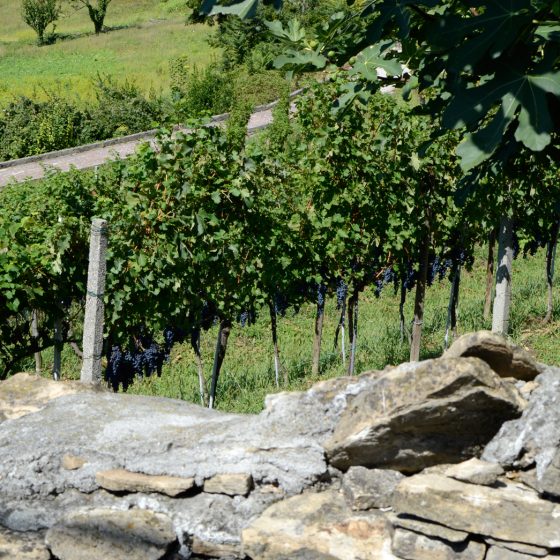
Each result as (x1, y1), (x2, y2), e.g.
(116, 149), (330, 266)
(0, 166), (114, 373)
(191, 0), (346, 70)
(201, 0), (560, 171)
(0, 95), (83, 159)
(79, 75), (163, 141)
(21, 0), (60, 45)
(0, 78), (164, 161)
(170, 61), (234, 117)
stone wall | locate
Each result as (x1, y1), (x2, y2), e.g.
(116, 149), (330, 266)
(1, 331), (558, 560)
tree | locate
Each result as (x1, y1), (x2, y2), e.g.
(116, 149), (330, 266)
(200, 1), (560, 173)
(21, 0), (60, 45)
(71, 0), (112, 34)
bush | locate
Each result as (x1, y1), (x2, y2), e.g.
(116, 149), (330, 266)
(232, 70), (289, 107)
(170, 61), (234, 119)
(78, 76), (163, 142)
(0, 96), (83, 160)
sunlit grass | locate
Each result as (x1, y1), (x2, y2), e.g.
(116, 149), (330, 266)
(0, 0), (217, 104)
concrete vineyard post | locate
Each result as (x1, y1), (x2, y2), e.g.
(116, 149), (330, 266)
(492, 216), (514, 335)
(80, 219), (108, 385)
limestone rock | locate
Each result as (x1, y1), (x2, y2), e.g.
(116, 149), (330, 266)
(391, 528), (486, 560)
(485, 546), (559, 560)
(0, 391), (327, 506)
(0, 372), (103, 423)
(539, 447), (560, 498)
(0, 526), (50, 560)
(191, 537), (242, 558)
(444, 458), (504, 486)
(389, 515), (469, 544)
(342, 467), (404, 510)
(203, 473), (253, 496)
(96, 469), (195, 497)
(62, 454), (87, 470)
(443, 332), (541, 381)
(483, 367), (560, 481)
(325, 358), (525, 472)
(393, 474), (560, 548)
(45, 507), (177, 560)
(485, 538), (548, 558)
(241, 489), (398, 559)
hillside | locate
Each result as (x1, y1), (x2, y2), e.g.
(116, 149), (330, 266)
(0, 0), (216, 103)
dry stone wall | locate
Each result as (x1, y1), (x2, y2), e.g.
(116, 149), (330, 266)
(0, 331), (559, 559)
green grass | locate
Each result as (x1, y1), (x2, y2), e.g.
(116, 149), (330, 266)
(27, 245), (560, 414)
(0, 0), (217, 103)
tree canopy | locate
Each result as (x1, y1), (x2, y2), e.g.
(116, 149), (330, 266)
(200, 0), (560, 171)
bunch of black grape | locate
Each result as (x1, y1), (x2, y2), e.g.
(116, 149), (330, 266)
(238, 309), (256, 327)
(336, 279), (348, 309)
(316, 283), (327, 317)
(373, 267), (397, 297)
(274, 292), (290, 317)
(427, 255), (453, 286)
(402, 263), (417, 291)
(106, 327), (186, 391)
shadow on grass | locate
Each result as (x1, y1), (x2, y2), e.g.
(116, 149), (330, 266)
(43, 24), (140, 45)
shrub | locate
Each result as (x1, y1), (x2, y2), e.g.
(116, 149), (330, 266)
(0, 96), (83, 160)
(78, 76), (163, 142)
(170, 61), (234, 119)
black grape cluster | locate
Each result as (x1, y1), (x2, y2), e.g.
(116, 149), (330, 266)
(274, 292), (290, 317)
(239, 309), (256, 327)
(402, 263), (417, 291)
(106, 327), (186, 391)
(427, 256), (453, 286)
(336, 279), (348, 309)
(373, 267), (397, 297)
(201, 301), (218, 330)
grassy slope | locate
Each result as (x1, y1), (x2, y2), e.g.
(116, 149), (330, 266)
(30, 245), (560, 414)
(0, 0), (217, 103)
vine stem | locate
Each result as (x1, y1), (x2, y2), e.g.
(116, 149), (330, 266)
(208, 319), (231, 410)
(444, 264), (461, 349)
(544, 220), (559, 323)
(191, 328), (207, 406)
(269, 302), (282, 387)
(347, 293), (359, 376)
(312, 295), (325, 376)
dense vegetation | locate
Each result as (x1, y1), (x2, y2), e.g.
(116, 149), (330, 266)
(2, 77), (559, 407)
(2, 0), (559, 412)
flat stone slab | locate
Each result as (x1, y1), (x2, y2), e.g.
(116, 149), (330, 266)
(0, 373), (102, 423)
(45, 508), (177, 560)
(393, 474), (560, 548)
(389, 515), (469, 544)
(96, 469), (195, 497)
(342, 467), (404, 510)
(485, 538), (549, 558)
(391, 528), (486, 560)
(444, 458), (504, 486)
(242, 489), (398, 560)
(203, 473), (253, 496)
(443, 331), (542, 381)
(325, 358), (525, 472)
